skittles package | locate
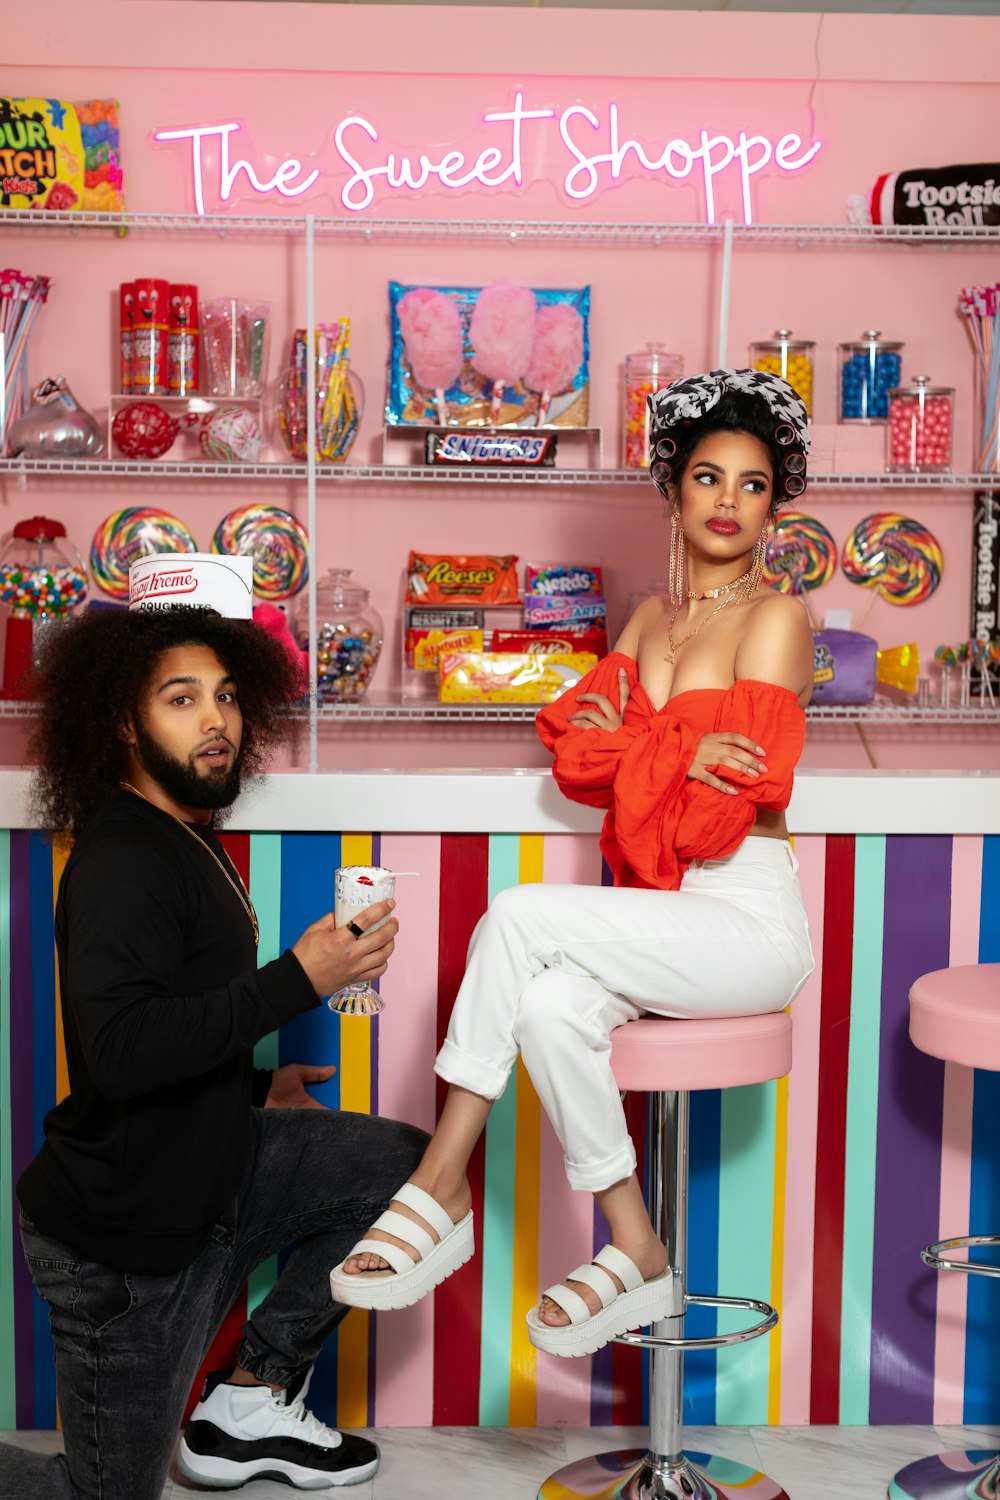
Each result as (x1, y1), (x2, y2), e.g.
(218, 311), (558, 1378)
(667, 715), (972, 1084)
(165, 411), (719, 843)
(0, 98), (123, 213)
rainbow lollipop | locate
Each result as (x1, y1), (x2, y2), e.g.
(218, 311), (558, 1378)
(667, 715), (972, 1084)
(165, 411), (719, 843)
(763, 511), (836, 596)
(91, 507), (198, 598)
(211, 504), (309, 600)
(842, 512), (943, 606)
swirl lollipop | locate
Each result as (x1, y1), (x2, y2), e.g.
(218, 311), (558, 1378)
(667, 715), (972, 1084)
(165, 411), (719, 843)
(764, 511), (836, 596)
(842, 512), (943, 608)
(211, 504), (309, 600)
(91, 507), (198, 598)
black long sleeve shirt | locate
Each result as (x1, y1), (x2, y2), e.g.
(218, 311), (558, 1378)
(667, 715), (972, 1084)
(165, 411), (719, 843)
(17, 792), (320, 1272)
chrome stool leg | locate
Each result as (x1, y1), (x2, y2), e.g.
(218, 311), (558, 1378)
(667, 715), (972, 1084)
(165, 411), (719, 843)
(538, 1092), (788, 1500)
(888, 1236), (1000, 1500)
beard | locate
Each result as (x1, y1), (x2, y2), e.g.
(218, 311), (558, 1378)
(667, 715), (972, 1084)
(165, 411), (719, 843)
(133, 720), (243, 812)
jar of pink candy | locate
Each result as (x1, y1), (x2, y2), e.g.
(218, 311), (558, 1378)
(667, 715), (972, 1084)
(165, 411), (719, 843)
(623, 345), (683, 469)
(887, 374), (955, 472)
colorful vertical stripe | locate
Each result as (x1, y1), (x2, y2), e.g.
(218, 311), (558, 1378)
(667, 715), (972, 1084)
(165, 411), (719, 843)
(2, 831), (999, 1430)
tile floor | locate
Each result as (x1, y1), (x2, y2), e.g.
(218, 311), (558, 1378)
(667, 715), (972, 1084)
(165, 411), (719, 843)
(4, 1421), (1000, 1497)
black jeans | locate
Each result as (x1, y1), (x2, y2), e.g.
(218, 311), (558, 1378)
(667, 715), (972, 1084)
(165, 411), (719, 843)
(0, 1107), (427, 1500)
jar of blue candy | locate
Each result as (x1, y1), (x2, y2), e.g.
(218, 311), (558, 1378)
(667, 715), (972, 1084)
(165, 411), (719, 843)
(838, 331), (904, 423)
(297, 568), (384, 702)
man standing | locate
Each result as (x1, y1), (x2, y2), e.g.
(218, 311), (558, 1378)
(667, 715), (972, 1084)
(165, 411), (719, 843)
(2, 606), (425, 1499)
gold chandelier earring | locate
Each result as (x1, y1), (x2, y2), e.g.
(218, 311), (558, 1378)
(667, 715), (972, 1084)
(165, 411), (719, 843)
(747, 525), (769, 593)
(668, 506), (687, 605)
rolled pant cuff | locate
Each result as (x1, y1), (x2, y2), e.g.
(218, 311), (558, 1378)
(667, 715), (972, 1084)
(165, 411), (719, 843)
(435, 1038), (511, 1101)
(564, 1142), (637, 1193)
(234, 1338), (311, 1392)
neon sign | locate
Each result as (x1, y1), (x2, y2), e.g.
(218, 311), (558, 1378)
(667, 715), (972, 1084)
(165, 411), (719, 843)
(154, 91), (822, 224)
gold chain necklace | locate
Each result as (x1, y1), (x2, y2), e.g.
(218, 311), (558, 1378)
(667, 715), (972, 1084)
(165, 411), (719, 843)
(687, 565), (753, 601)
(665, 584), (750, 665)
(120, 781), (259, 947)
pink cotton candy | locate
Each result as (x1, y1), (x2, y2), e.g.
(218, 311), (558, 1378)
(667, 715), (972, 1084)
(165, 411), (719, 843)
(398, 288), (464, 392)
(469, 281), (537, 385)
(525, 304), (584, 396)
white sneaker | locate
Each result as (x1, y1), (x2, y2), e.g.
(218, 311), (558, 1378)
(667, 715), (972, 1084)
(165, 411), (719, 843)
(176, 1367), (379, 1489)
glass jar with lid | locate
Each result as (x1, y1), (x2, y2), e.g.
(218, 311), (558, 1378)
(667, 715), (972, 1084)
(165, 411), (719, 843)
(749, 329), (815, 417)
(623, 345), (683, 468)
(887, 374), (955, 472)
(0, 516), (88, 699)
(838, 331), (904, 423)
(296, 567), (384, 702)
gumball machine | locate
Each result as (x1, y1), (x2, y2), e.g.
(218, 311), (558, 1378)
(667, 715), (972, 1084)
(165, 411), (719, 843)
(0, 517), (88, 699)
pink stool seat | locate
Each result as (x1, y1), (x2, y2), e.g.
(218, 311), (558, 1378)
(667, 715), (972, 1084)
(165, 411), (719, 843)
(909, 963), (1000, 1070)
(610, 1011), (793, 1093)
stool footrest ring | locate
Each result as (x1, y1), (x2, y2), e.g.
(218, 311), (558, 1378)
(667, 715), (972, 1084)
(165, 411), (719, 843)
(614, 1292), (778, 1351)
(922, 1233), (1000, 1276)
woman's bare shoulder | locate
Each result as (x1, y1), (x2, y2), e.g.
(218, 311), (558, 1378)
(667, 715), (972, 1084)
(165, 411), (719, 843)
(613, 593), (668, 656)
(736, 591), (814, 699)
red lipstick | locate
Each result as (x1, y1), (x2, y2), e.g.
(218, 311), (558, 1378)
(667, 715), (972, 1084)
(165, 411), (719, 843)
(706, 518), (741, 535)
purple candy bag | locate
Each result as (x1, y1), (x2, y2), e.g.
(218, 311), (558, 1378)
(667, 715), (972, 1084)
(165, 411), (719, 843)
(812, 629), (877, 705)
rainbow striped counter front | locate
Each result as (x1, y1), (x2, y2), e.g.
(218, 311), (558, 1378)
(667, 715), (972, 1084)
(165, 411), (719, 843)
(1, 768), (999, 1435)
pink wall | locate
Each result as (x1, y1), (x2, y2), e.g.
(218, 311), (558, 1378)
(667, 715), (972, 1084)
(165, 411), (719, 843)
(2, 3), (999, 771)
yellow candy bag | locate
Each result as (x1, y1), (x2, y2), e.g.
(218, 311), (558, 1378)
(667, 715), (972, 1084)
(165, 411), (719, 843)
(1, 98), (123, 213)
(439, 650), (598, 704)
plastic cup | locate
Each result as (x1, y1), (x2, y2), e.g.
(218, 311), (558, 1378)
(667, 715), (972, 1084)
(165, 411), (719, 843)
(328, 865), (396, 1014)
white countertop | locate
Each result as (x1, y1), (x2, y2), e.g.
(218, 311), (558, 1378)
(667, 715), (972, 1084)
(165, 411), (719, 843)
(2, 767), (999, 835)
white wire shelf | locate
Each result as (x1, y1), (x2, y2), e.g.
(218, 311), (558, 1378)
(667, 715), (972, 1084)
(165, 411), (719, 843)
(2, 209), (999, 246)
(1, 697), (997, 726)
(1, 457), (998, 492)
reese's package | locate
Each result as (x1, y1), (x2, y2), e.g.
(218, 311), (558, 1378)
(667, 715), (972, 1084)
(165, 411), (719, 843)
(405, 552), (519, 607)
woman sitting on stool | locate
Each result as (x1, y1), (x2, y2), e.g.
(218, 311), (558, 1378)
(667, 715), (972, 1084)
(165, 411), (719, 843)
(330, 369), (817, 1359)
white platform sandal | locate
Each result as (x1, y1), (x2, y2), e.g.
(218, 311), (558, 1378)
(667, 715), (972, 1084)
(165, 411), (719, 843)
(329, 1181), (474, 1311)
(526, 1244), (675, 1359)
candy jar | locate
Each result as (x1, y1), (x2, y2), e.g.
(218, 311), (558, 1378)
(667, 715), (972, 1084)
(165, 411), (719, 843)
(838, 331), (904, 423)
(887, 374), (954, 472)
(298, 568), (383, 703)
(750, 329), (815, 417)
(623, 345), (683, 468)
(0, 516), (88, 699)
(276, 368), (364, 463)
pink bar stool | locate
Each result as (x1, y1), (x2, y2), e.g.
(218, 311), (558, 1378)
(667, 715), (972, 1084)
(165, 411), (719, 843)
(539, 1010), (794, 1500)
(889, 963), (1000, 1500)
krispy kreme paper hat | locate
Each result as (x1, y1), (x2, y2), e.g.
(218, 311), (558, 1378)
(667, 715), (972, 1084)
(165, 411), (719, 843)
(128, 553), (254, 619)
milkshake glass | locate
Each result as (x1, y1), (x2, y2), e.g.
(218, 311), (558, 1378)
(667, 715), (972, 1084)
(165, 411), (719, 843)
(329, 865), (396, 1014)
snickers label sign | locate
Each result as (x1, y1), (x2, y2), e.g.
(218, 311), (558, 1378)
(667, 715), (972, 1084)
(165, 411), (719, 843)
(425, 431), (557, 466)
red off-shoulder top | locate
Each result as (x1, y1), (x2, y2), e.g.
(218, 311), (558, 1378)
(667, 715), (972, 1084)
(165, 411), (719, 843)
(536, 651), (806, 892)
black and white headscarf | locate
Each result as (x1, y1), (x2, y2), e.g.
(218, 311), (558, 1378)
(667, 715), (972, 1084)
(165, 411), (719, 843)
(647, 368), (810, 502)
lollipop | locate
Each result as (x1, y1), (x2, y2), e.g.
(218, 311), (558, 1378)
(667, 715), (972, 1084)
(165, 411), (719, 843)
(111, 401), (180, 460)
(199, 405), (264, 463)
(763, 511), (836, 596)
(469, 280), (536, 425)
(524, 303), (584, 427)
(212, 504), (309, 600)
(90, 508), (198, 598)
(397, 288), (464, 426)
(841, 512), (943, 606)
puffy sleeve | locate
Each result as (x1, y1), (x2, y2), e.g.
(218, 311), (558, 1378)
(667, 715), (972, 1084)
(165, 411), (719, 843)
(535, 653), (645, 809)
(673, 679), (805, 862)
(537, 652), (701, 889)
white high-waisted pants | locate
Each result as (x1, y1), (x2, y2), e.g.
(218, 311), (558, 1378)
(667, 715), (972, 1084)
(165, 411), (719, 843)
(435, 837), (815, 1192)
